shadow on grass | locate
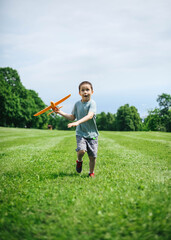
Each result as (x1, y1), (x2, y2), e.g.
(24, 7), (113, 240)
(50, 172), (78, 178)
(36, 171), (89, 181)
(49, 172), (89, 179)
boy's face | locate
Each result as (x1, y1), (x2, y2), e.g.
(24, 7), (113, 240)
(79, 83), (93, 102)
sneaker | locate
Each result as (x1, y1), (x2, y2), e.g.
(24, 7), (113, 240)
(88, 173), (95, 177)
(76, 160), (83, 173)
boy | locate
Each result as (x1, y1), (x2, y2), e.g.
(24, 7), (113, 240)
(55, 81), (99, 177)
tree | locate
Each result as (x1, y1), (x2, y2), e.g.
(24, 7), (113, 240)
(157, 93), (171, 132)
(96, 112), (107, 130)
(0, 67), (48, 128)
(157, 93), (171, 114)
(106, 112), (116, 130)
(26, 89), (48, 128)
(130, 106), (142, 131)
(0, 73), (12, 126)
(116, 104), (141, 131)
(166, 110), (171, 132)
(144, 108), (163, 131)
(144, 93), (171, 132)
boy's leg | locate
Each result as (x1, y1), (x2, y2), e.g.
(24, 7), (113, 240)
(75, 136), (87, 173)
(76, 150), (85, 173)
(86, 137), (98, 176)
(89, 156), (96, 174)
(77, 150), (85, 162)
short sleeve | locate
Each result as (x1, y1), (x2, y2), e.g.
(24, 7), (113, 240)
(89, 100), (96, 115)
(71, 104), (75, 116)
(71, 103), (77, 117)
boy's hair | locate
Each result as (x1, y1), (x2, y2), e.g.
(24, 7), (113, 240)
(79, 81), (93, 91)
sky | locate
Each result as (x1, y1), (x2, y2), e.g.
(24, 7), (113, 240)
(0, 0), (171, 117)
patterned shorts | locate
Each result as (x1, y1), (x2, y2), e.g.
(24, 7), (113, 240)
(76, 135), (98, 157)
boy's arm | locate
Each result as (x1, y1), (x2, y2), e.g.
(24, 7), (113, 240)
(68, 112), (94, 128)
(55, 109), (75, 121)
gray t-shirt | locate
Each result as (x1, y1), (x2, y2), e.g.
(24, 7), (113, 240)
(72, 99), (99, 139)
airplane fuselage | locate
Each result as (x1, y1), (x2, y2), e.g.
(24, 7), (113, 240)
(50, 101), (56, 109)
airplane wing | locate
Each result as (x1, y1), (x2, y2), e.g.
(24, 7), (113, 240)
(34, 94), (71, 116)
(54, 94), (71, 106)
(34, 105), (52, 116)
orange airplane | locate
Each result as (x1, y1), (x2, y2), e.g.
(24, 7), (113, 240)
(34, 94), (71, 116)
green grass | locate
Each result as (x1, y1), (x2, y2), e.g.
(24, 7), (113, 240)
(0, 127), (170, 240)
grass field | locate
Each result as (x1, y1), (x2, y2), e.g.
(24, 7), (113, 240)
(0, 127), (170, 240)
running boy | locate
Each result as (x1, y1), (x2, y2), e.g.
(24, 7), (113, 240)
(55, 81), (99, 177)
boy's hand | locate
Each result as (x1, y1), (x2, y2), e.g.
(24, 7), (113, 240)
(68, 122), (79, 128)
(54, 107), (60, 113)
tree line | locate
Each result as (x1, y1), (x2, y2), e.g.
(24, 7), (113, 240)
(96, 94), (171, 132)
(0, 67), (171, 132)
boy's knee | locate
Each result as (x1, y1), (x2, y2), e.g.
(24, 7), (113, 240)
(78, 150), (86, 155)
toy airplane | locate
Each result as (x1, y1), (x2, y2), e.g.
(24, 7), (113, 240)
(34, 94), (71, 116)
